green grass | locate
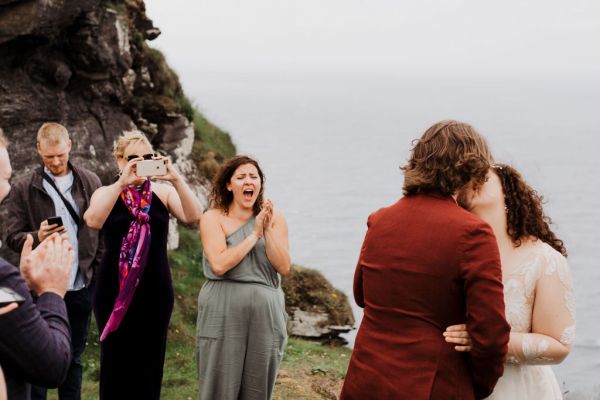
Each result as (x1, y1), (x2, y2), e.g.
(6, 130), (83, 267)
(192, 111), (236, 161)
(281, 337), (350, 380)
(275, 338), (351, 399)
(48, 226), (351, 399)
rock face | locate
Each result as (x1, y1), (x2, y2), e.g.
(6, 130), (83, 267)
(282, 265), (355, 344)
(0, 0), (231, 262)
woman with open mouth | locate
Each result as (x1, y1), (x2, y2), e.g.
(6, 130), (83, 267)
(196, 155), (291, 400)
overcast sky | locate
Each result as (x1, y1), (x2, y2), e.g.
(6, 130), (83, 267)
(144, 0), (600, 79)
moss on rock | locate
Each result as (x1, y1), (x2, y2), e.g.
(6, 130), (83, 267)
(282, 265), (355, 329)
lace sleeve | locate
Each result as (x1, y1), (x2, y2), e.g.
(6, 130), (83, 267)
(507, 248), (575, 365)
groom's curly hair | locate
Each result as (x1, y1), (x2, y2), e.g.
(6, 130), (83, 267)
(402, 120), (493, 197)
(493, 164), (567, 256)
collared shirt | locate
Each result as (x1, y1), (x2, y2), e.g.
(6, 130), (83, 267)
(42, 167), (83, 291)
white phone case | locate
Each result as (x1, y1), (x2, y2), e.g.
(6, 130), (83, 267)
(136, 159), (167, 177)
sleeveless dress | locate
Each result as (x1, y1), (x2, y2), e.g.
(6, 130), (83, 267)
(196, 216), (288, 400)
(485, 242), (575, 399)
(93, 194), (174, 400)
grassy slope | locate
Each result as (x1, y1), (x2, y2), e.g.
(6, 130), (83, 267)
(48, 226), (351, 400)
(45, 44), (348, 397)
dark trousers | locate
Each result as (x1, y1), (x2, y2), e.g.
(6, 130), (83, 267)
(31, 285), (93, 400)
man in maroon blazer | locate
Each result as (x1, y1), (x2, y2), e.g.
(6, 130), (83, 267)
(341, 121), (510, 400)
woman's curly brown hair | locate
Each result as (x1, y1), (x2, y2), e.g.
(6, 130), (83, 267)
(402, 120), (493, 197)
(493, 163), (567, 256)
(210, 155), (265, 215)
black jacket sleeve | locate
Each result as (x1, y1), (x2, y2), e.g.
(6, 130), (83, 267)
(0, 259), (71, 391)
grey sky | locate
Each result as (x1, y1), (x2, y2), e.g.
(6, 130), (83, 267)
(145, 0), (599, 78)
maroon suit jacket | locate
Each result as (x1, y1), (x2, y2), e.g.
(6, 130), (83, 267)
(341, 194), (510, 400)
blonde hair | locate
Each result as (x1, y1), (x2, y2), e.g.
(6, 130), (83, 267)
(113, 131), (153, 159)
(37, 122), (70, 145)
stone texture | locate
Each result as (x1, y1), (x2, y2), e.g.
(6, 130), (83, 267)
(287, 309), (353, 339)
(282, 265), (355, 343)
(0, 0), (209, 262)
(0, 0), (100, 44)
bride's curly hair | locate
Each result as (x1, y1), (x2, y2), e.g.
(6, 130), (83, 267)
(493, 163), (567, 256)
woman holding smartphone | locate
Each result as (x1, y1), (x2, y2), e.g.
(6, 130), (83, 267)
(196, 155), (290, 399)
(84, 131), (202, 399)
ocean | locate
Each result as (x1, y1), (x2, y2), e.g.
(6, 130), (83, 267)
(184, 70), (600, 396)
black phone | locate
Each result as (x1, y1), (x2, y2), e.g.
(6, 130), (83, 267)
(0, 286), (25, 307)
(47, 216), (64, 227)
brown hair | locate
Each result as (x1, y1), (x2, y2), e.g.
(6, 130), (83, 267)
(493, 164), (567, 256)
(37, 122), (70, 145)
(402, 120), (493, 196)
(210, 155), (265, 215)
(0, 127), (7, 148)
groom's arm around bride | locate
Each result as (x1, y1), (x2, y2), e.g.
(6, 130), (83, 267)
(456, 220), (510, 399)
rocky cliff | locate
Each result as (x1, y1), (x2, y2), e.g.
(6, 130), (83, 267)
(283, 265), (355, 344)
(0, 1), (356, 343)
(0, 0), (234, 261)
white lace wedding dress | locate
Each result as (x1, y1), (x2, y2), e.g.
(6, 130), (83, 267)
(486, 241), (576, 400)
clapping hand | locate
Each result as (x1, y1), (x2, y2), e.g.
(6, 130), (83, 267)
(252, 200), (275, 239)
(444, 324), (472, 352)
(262, 200), (274, 230)
(21, 233), (74, 297)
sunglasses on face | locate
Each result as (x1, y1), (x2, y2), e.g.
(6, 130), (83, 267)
(126, 153), (155, 161)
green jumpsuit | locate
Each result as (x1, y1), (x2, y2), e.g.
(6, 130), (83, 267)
(196, 217), (288, 400)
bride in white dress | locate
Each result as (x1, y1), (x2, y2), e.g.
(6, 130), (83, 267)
(445, 163), (575, 400)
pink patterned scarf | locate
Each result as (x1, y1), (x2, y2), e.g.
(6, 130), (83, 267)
(100, 178), (152, 341)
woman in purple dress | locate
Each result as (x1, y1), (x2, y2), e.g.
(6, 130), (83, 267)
(84, 132), (202, 399)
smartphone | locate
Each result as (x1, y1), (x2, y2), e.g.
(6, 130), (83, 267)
(0, 286), (25, 307)
(47, 216), (63, 227)
(136, 159), (167, 177)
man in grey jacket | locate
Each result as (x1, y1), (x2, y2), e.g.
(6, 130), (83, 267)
(3, 123), (103, 400)
(0, 127), (73, 400)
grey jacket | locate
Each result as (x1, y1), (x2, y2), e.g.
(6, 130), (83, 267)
(0, 257), (71, 400)
(3, 163), (103, 286)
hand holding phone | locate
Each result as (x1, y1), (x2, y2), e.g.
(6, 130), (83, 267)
(38, 217), (67, 242)
(0, 286), (25, 308)
(136, 159), (167, 177)
(47, 216), (63, 227)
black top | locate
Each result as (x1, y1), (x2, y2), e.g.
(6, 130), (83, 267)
(93, 193), (174, 400)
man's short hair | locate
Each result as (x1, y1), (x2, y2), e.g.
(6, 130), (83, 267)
(401, 120), (493, 197)
(37, 123), (70, 146)
(0, 127), (8, 149)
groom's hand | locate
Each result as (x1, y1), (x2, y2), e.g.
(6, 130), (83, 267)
(444, 324), (472, 352)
